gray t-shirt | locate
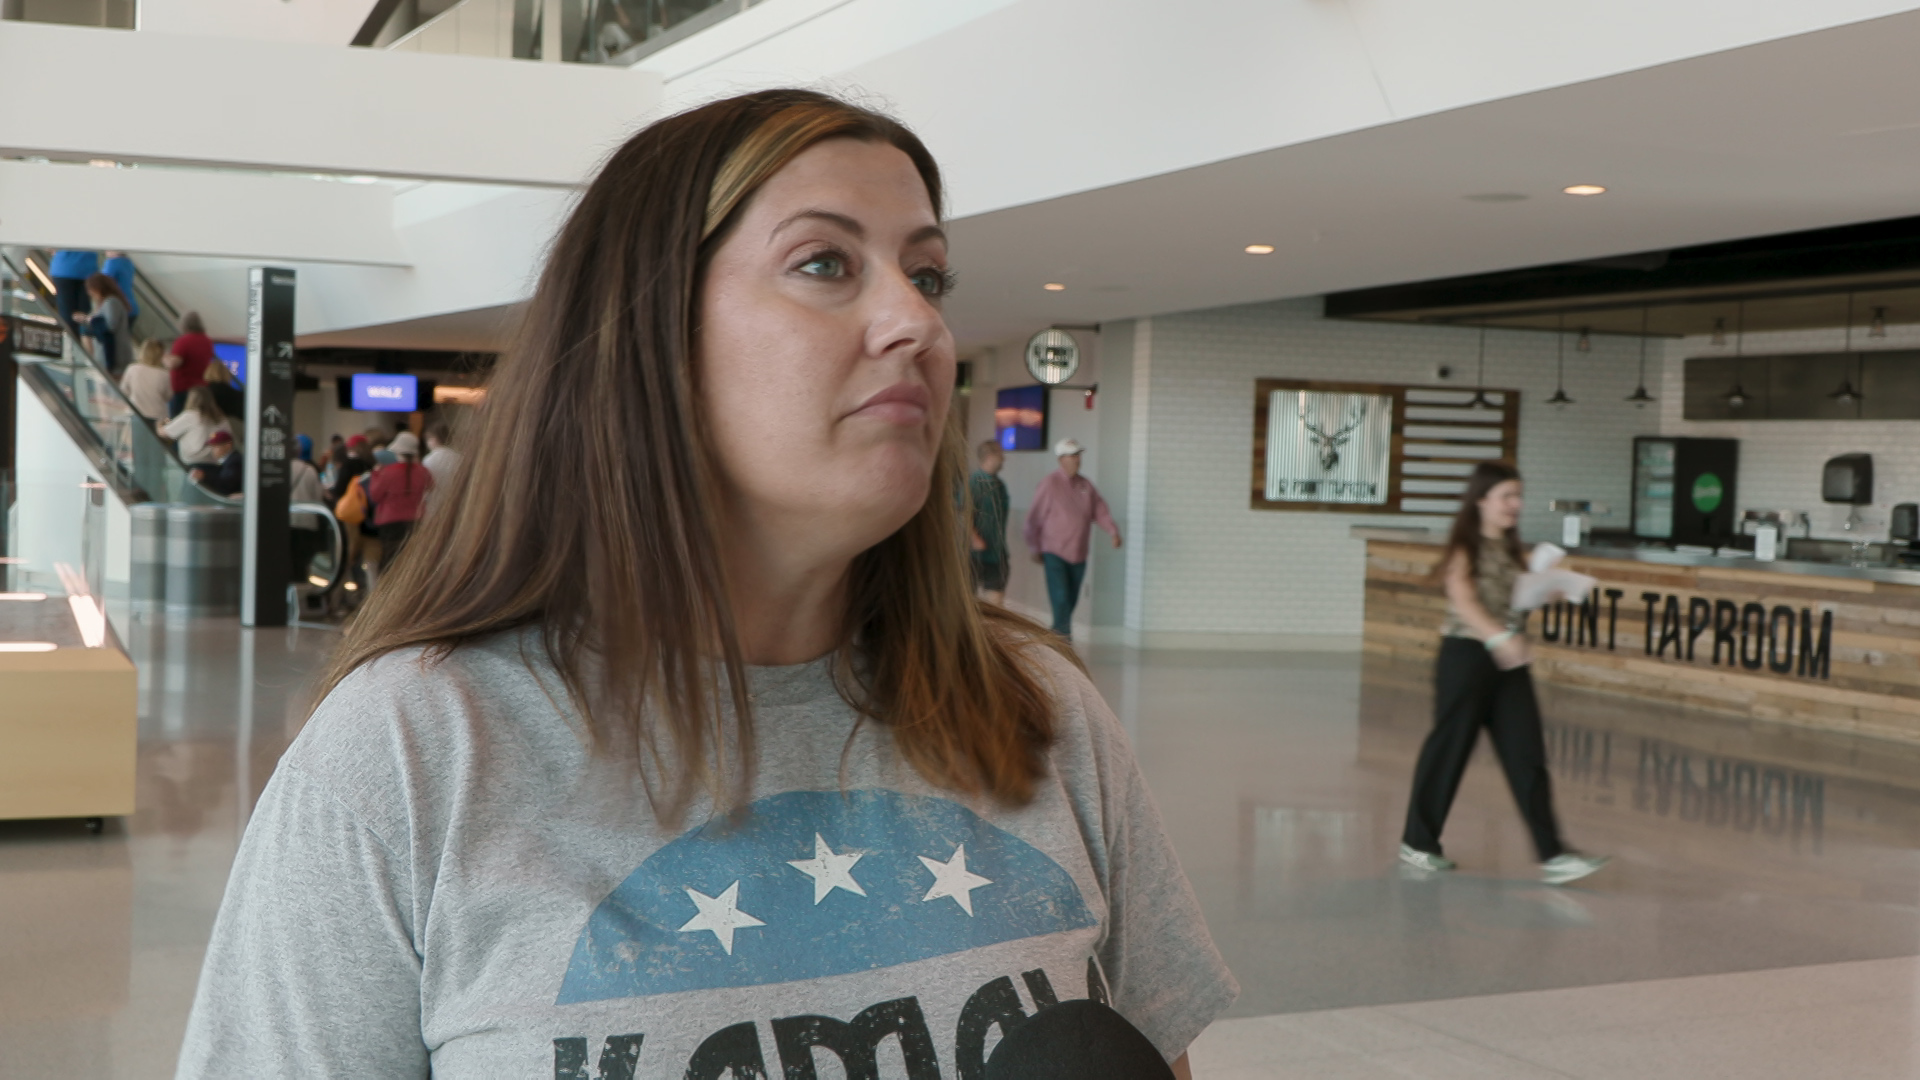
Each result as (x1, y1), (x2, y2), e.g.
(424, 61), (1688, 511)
(176, 632), (1236, 1078)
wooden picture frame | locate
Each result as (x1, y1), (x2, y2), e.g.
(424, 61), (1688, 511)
(1251, 378), (1520, 514)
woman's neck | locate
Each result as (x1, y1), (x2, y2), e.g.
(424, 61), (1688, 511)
(719, 506), (855, 666)
(1481, 526), (1505, 541)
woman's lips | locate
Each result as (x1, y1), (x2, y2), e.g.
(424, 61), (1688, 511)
(851, 382), (931, 425)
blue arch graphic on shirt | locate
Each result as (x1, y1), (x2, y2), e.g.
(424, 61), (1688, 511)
(555, 789), (1097, 1004)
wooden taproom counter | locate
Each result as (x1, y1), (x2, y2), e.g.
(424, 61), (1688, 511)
(1359, 527), (1920, 743)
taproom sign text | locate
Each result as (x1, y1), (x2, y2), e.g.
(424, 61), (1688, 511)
(1537, 587), (1832, 681)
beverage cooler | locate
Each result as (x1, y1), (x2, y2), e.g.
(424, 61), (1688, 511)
(1632, 437), (1739, 546)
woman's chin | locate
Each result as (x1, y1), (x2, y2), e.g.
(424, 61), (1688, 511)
(840, 474), (932, 533)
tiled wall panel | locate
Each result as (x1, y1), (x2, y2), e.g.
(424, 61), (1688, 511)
(1658, 325), (1920, 539)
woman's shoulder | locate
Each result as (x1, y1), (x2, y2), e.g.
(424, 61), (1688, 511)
(283, 630), (572, 814)
(1000, 635), (1129, 764)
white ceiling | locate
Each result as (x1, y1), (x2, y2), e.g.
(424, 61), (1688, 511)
(299, 303), (523, 352)
(939, 8), (1920, 350)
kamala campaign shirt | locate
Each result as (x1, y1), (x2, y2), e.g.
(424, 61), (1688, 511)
(176, 631), (1236, 1079)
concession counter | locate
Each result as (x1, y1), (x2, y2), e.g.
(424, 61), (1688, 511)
(1359, 526), (1920, 743)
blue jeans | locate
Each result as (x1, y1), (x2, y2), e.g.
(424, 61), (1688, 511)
(1042, 554), (1087, 637)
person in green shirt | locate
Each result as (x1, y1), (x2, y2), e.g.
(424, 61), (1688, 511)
(968, 439), (1011, 604)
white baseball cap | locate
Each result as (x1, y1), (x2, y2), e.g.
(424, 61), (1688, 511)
(1053, 438), (1085, 458)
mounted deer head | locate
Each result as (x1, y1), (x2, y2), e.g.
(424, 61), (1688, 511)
(1301, 400), (1368, 471)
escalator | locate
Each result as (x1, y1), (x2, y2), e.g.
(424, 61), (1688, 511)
(6, 248), (233, 508)
(2, 250), (351, 612)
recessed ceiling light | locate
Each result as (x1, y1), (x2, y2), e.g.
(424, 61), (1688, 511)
(1244, 244), (1276, 255)
(1043, 283), (1066, 291)
(1562, 184), (1607, 196)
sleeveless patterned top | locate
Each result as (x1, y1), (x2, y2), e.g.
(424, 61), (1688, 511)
(1441, 540), (1521, 639)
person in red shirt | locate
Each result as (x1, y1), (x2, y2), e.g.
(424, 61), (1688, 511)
(164, 310), (216, 416)
(368, 431), (434, 569)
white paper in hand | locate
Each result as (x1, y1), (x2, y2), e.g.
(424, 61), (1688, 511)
(1529, 542), (1567, 573)
(1513, 544), (1597, 611)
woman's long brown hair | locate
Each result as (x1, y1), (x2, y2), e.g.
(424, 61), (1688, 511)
(317, 89), (1067, 819)
(1440, 461), (1524, 580)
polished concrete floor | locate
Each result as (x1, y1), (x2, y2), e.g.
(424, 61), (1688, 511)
(5, 618), (1920, 1077)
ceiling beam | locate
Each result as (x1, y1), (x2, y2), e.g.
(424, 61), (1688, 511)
(0, 160), (409, 265)
(0, 22), (655, 186)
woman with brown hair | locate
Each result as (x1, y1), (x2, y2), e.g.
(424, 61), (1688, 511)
(76, 272), (135, 374)
(179, 90), (1233, 1078)
(1398, 461), (1608, 885)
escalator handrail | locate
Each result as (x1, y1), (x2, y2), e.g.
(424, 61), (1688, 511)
(13, 361), (151, 505)
(5, 251), (240, 508)
(127, 259), (182, 327)
(291, 501), (350, 596)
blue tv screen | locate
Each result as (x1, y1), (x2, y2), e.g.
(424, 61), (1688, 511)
(351, 373), (419, 412)
(994, 385), (1048, 452)
(213, 342), (247, 385)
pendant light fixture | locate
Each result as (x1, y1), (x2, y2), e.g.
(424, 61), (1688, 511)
(1870, 305), (1889, 338)
(1467, 325), (1495, 409)
(1829, 293), (1862, 406)
(1721, 301), (1749, 409)
(1547, 314), (1575, 407)
(1711, 317), (1727, 346)
(1576, 326), (1592, 353)
(1625, 306), (1656, 406)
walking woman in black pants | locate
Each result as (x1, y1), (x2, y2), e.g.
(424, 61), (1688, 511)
(1398, 462), (1609, 886)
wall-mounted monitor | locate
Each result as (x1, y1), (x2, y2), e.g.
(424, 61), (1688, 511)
(213, 342), (248, 385)
(350, 373), (419, 413)
(995, 384), (1049, 452)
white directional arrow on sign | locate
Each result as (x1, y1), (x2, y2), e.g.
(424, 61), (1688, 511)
(262, 405), (286, 426)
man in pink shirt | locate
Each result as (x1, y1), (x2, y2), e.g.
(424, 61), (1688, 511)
(1025, 438), (1121, 637)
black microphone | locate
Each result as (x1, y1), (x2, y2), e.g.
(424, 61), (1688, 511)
(984, 999), (1176, 1080)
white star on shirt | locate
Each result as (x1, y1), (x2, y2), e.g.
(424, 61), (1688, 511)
(788, 833), (867, 904)
(677, 881), (764, 955)
(918, 844), (993, 916)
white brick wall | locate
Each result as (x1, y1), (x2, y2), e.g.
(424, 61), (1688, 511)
(1026, 298), (1920, 643)
(1133, 297), (1663, 637)
(1658, 326), (1920, 538)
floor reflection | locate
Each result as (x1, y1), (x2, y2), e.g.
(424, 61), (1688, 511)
(0, 613), (333, 1080)
(4, 632), (1920, 1075)
(1087, 647), (1920, 1018)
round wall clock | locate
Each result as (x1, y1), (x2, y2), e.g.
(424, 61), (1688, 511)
(1024, 328), (1080, 385)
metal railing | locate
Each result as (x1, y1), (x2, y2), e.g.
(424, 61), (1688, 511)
(377, 0), (750, 65)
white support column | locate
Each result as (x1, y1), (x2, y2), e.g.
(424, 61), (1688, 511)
(1123, 318), (1152, 634)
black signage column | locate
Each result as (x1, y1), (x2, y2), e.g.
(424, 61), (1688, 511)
(241, 267), (296, 628)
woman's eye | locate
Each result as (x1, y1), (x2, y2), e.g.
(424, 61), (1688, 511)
(796, 253), (847, 278)
(910, 268), (953, 298)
